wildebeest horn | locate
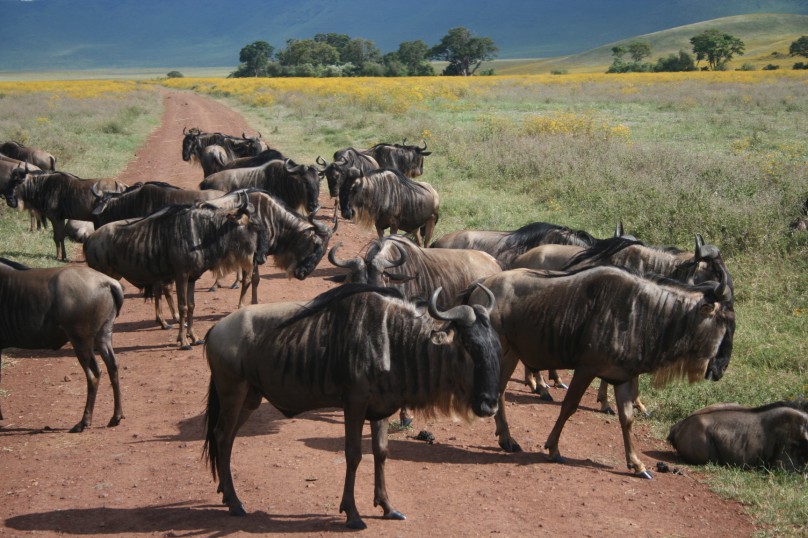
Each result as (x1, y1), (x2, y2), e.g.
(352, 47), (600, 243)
(316, 156), (328, 169)
(91, 182), (104, 198)
(420, 140), (428, 151)
(428, 287), (477, 326)
(694, 234), (705, 250)
(336, 156), (348, 166)
(284, 158), (303, 173)
(242, 132), (247, 139)
(402, 138), (408, 146)
(183, 126), (187, 135)
(328, 242), (365, 271)
(308, 211), (333, 237)
(713, 264), (732, 303)
(378, 242), (407, 270)
(258, 131), (262, 139)
(615, 221), (624, 237)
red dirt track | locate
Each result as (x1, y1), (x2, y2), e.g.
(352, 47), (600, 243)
(0, 90), (755, 537)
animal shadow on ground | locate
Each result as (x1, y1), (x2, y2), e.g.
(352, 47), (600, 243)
(4, 503), (356, 536)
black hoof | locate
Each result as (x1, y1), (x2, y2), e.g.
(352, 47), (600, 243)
(180, 345), (192, 351)
(539, 392), (554, 402)
(346, 519), (367, 530)
(637, 470), (653, 480)
(556, 382), (569, 390)
(401, 417), (413, 427)
(228, 505), (247, 516)
(208, 287), (218, 293)
(229, 283), (240, 290)
(601, 407), (616, 416)
(498, 439), (523, 453)
(161, 324), (173, 331)
(548, 454), (567, 464)
(384, 511), (406, 520)
(69, 423), (86, 433)
(194, 339), (204, 345)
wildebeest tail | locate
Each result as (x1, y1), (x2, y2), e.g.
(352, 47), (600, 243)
(110, 280), (125, 316)
(203, 375), (221, 481)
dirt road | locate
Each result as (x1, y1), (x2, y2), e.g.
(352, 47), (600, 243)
(0, 90), (754, 537)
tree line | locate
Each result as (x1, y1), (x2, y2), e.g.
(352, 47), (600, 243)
(609, 30), (808, 73)
(230, 27), (498, 78)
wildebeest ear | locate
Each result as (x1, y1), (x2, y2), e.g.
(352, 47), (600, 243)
(430, 329), (455, 345)
(226, 210), (250, 225)
(384, 271), (417, 283)
(699, 303), (719, 318)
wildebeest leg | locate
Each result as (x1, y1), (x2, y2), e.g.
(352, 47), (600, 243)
(421, 217), (436, 247)
(544, 370), (596, 463)
(51, 218), (67, 261)
(211, 381), (261, 515)
(0, 353), (4, 420)
(185, 280), (203, 346)
(614, 380), (652, 478)
(371, 418), (406, 521)
(154, 290), (172, 330)
(340, 402), (368, 529)
(163, 284), (179, 322)
(398, 407), (413, 427)
(494, 350), (523, 452)
(175, 277), (191, 349)
(523, 365), (553, 401)
(96, 335), (124, 427)
(596, 379), (615, 415)
(250, 265), (260, 305)
(69, 341), (102, 433)
(548, 369), (567, 389)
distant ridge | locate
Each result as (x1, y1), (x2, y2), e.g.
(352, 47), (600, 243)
(2, 0), (808, 71)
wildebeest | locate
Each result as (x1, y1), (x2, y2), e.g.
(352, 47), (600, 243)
(84, 195), (269, 349)
(512, 234), (735, 415)
(181, 128), (266, 164)
(0, 158), (44, 231)
(201, 189), (336, 308)
(668, 401), (808, 471)
(0, 258), (124, 432)
(200, 158), (320, 214)
(91, 181), (225, 228)
(466, 265), (735, 478)
(203, 283), (501, 528)
(3, 166), (127, 260)
(64, 219), (95, 243)
(329, 234), (502, 426)
(0, 141), (56, 170)
(365, 139), (431, 178)
(339, 167), (440, 247)
(316, 148), (379, 199)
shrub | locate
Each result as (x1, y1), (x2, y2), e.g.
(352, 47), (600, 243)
(166, 71), (184, 78)
(762, 64), (780, 71)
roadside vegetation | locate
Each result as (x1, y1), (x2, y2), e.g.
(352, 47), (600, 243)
(1, 71), (806, 534)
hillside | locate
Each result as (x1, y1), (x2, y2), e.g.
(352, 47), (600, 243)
(2, 0), (808, 71)
(499, 14), (808, 74)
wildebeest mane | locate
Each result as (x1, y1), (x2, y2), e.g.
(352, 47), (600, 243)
(504, 222), (596, 253)
(561, 236), (645, 270)
(278, 283), (404, 329)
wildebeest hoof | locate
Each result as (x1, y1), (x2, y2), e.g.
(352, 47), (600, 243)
(194, 339), (204, 345)
(601, 406), (616, 416)
(384, 510), (406, 520)
(229, 282), (239, 289)
(180, 344), (192, 351)
(635, 470), (653, 479)
(548, 453), (567, 464)
(401, 417), (413, 427)
(555, 382), (569, 390)
(69, 422), (87, 433)
(228, 505), (247, 516)
(208, 286), (218, 292)
(346, 518), (367, 530)
(107, 416), (123, 427)
(538, 392), (554, 402)
(499, 439), (523, 453)
(160, 324), (173, 330)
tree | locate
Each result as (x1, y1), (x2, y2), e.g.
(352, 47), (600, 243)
(627, 41), (651, 62)
(166, 70), (184, 78)
(789, 36), (808, 57)
(653, 50), (696, 72)
(237, 41), (274, 77)
(690, 29), (745, 70)
(277, 39), (339, 67)
(341, 38), (382, 66)
(429, 27), (498, 76)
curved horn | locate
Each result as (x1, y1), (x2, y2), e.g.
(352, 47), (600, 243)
(284, 158), (303, 173)
(428, 287), (476, 326)
(183, 126), (187, 135)
(378, 241), (407, 270)
(713, 263), (732, 303)
(242, 132), (248, 139)
(402, 137), (408, 146)
(91, 182), (104, 198)
(258, 131), (262, 139)
(694, 234), (705, 250)
(316, 155), (328, 168)
(308, 211), (332, 237)
(614, 220), (624, 237)
(420, 139), (428, 151)
(328, 242), (365, 271)
(473, 283), (496, 316)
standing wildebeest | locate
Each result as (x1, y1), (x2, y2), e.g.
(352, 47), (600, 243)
(365, 139), (431, 178)
(202, 189), (336, 308)
(0, 258), (124, 432)
(512, 234), (735, 414)
(0, 141), (56, 170)
(316, 148), (379, 199)
(3, 167), (126, 260)
(200, 158), (320, 214)
(329, 235), (502, 426)
(181, 128), (266, 165)
(668, 401), (808, 471)
(84, 196), (269, 349)
(466, 266), (735, 478)
(339, 167), (439, 247)
(203, 283), (501, 528)
(0, 158), (43, 231)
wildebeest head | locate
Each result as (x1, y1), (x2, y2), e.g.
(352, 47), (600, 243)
(222, 194), (270, 266)
(327, 240), (414, 285)
(3, 164), (30, 208)
(339, 167), (365, 220)
(181, 127), (202, 162)
(317, 155), (348, 199)
(429, 284), (500, 418)
(369, 139), (432, 178)
(283, 159), (321, 214)
(274, 210), (336, 280)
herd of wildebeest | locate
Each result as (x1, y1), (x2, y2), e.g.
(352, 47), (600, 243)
(1, 130), (807, 530)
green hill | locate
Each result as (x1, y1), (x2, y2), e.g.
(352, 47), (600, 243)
(495, 13), (808, 74)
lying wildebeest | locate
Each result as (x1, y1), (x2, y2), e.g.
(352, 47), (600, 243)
(466, 265), (735, 478)
(3, 166), (126, 261)
(436, 221), (632, 399)
(0, 258), (124, 432)
(329, 234), (502, 426)
(316, 148), (379, 199)
(0, 141), (56, 170)
(512, 234), (735, 415)
(181, 128), (266, 164)
(339, 167), (440, 247)
(203, 283), (500, 528)
(668, 401), (808, 471)
(365, 139), (431, 178)
(200, 158), (320, 214)
(201, 189), (336, 308)
(84, 195), (269, 349)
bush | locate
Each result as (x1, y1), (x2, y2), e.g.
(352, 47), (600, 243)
(762, 64), (780, 71)
(166, 71), (184, 78)
(737, 63), (755, 71)
(793, 62), (808, 70)
(550, 69), (568, 75)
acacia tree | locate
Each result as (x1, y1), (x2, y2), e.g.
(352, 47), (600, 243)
(690, 29), (745, 70)
(789, 36), (808, 57)
(627, 41), (651, 62)
(429, 27), (498, 76)
(236, 41), (274, 77)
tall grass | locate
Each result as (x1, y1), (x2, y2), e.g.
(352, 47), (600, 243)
(162, 71), (808, 535)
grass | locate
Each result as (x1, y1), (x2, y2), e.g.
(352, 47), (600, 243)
(1, 71), (806, 534)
